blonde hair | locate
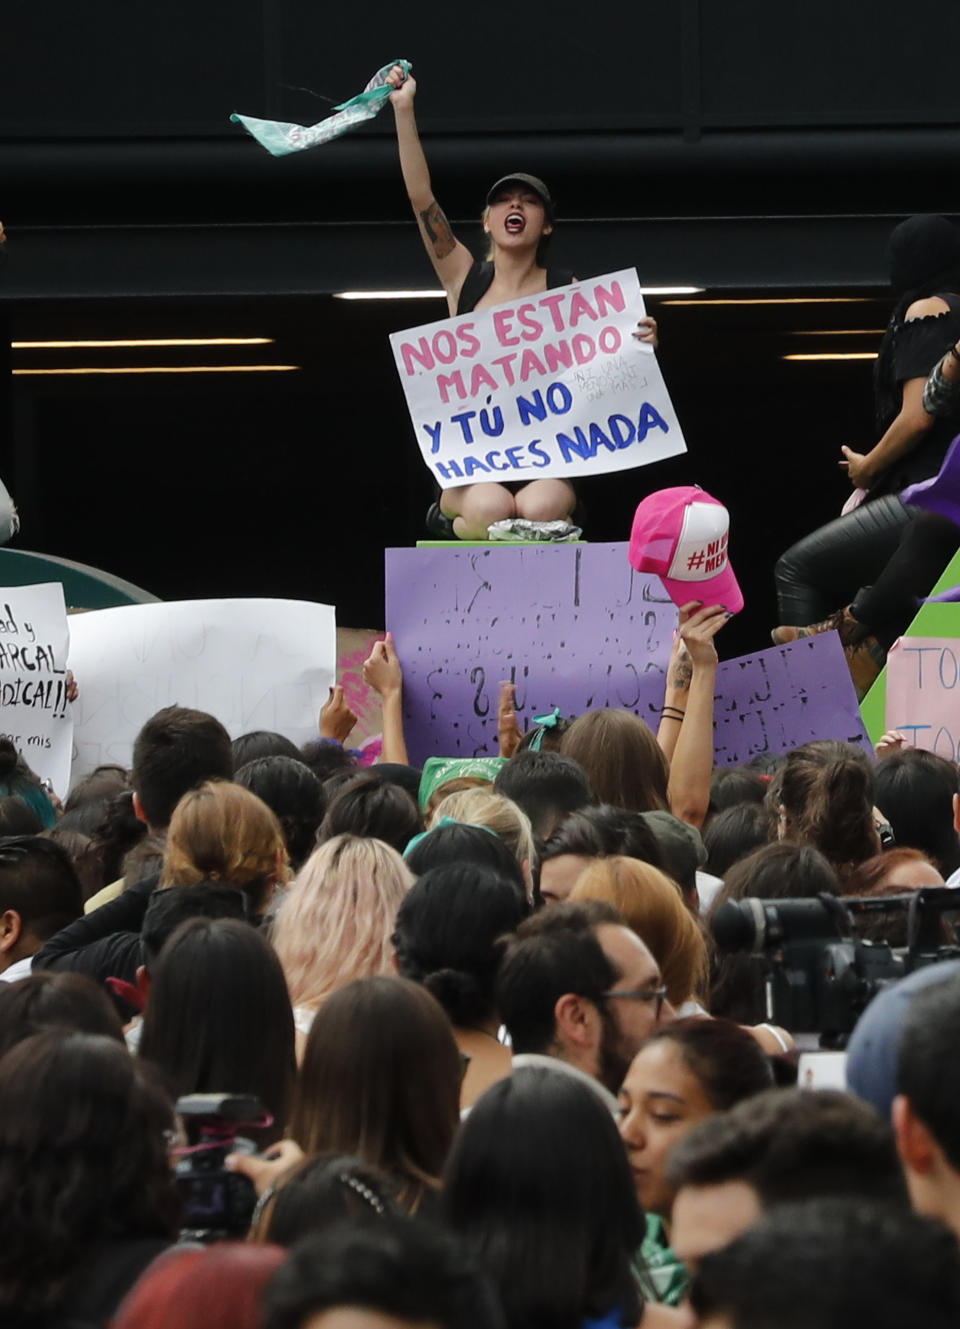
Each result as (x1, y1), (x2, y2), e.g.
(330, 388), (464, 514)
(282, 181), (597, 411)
(271, 834), (413, 1012)
(423, 775), (494, 821)
(429, 789), (536, 871)
(570, 855), (709, 1006)
(160, 780), (288, 911)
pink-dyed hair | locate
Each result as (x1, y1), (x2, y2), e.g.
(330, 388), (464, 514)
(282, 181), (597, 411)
(271, 834), (413, 1012)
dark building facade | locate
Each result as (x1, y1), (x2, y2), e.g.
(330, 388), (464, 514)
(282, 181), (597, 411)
(2, 0), (960, 645)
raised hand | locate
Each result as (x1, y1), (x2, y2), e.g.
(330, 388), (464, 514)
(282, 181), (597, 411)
(498, 681), (523, 758)
(387, 65), (416, 108)
(631, 315), (659, 349)
(362, 632), (403, 699)
(319, 684), (358, 743)
(875, 730), (910, 759)
(678, 601), (730, 669)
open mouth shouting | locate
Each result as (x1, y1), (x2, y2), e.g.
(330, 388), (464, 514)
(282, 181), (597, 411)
(504, 211), (526, 235)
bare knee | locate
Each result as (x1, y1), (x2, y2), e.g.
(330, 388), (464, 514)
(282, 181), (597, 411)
(515, 480), (575, 523)
(447, 484), (517, 540)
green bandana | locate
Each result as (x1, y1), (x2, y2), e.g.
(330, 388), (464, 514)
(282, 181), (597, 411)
(417, 756), (506, 812)
(231, 60), (411, 157)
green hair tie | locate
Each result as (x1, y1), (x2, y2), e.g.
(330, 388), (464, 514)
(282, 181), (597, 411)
(403, 815), (498, 860)
(529, 708), (562, 753)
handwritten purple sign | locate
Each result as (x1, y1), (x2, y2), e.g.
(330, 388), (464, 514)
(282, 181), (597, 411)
(713, 634), (871, 764)
(386, 543), (674, 765)
(385, 546), (871, 767)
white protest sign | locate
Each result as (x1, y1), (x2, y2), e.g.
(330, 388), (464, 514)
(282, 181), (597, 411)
(0, 583), (73, 797)
(390, 268), (686, 489)
(66, 598), (336, 784)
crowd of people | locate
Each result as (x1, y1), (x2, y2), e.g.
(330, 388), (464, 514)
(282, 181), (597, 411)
(0, 582), (957, 1328)
(5, 68), (960, 1326)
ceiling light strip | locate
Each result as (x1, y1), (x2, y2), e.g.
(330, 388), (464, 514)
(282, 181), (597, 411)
(12, 338), (275, 350)
(334, 291), (446, 300)
(781, 353), (878, 362)
(334, 286), (704, 300)
(13, 365), (300, 376)
(663, 297), (879, 306)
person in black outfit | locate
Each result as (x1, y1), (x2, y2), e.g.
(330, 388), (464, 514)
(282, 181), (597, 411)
(386, 65), (656, 539)
(31, 705), (233, 995)
(774, 215), (960, 641)
(0, 1029), (180, 1328)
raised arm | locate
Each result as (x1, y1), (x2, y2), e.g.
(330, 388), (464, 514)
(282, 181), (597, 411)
(363, 632), (409, 767)
(657, 614), (693, 764)
(387, 67), (474, 313)
(662, 604), (728, 829)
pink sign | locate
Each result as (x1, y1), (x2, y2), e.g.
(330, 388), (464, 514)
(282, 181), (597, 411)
(885, 636), (960, 760)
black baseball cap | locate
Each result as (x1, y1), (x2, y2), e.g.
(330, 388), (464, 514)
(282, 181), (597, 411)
(485, 174), (554, 219)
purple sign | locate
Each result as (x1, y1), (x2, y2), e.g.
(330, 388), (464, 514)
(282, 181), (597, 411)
(386, 543), (674, 765)
(713, 634), (870, 765)
(385, 545), (871, 767)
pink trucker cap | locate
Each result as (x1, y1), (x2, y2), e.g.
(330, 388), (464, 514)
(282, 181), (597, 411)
(628, 486), (744, 614)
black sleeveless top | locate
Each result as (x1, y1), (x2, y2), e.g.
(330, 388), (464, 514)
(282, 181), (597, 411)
(448, 262), (578, 500)
(456, 262), (575, 315)
(870, 292), (960, 497)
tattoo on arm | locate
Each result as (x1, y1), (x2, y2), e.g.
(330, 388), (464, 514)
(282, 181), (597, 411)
(419, 203), (456, 260)
(668, 659), (693, 692)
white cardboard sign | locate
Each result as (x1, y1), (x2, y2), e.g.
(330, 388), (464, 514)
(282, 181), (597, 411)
(66, 598), (336, 783)
(0, 583), (73, 797)
(390, 268), (687, 489)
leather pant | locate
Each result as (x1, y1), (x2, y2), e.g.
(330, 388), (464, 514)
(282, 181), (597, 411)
(852, 510), (959, 648)
(774, 495), (919, 628)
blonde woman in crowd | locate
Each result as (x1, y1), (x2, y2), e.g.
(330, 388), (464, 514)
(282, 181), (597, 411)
(428, 788), (537, 901)
(271, 834), (413, 1041)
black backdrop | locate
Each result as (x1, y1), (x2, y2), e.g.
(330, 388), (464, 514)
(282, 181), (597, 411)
(2, 1), (960, 656)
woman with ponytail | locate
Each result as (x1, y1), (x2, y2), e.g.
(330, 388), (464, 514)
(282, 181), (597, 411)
(392, 862), (529, 1109)
(772, 216), (960, 693)
(774, 741), (880, 886)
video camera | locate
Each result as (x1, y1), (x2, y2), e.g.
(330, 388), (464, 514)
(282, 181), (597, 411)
(174, 1092), (266, 1242)
(711, 887), (960, 1047)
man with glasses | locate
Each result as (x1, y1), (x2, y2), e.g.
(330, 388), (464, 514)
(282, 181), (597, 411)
(0, 836), (83, 983)
(496, 899), (674, 1110)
